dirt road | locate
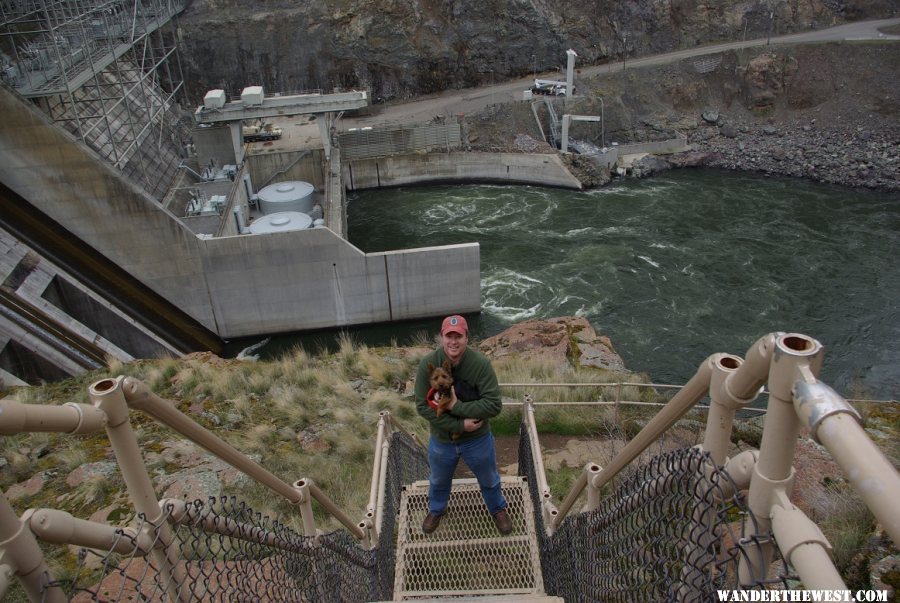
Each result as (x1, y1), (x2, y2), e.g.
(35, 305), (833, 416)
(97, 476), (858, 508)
(341, 18), (900, 130)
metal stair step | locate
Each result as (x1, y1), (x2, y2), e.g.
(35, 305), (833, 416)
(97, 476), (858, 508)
(371, 597), (565, 602)
(393, 477), (545, 601)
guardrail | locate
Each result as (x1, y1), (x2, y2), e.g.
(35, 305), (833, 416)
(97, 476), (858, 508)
(520, 332), (900, 593)
(0, 375), (427, 601)
(1, 333), (894, 600)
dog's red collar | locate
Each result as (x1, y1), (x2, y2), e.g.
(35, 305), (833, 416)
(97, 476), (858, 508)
(426, 387), (440, 410)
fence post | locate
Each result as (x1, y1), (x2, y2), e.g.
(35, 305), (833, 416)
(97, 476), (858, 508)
(293, 479), (318, 538)
(580, 462), (603, 513)
(614, 382), (621, 429)
(373, 433), (390, 544)
(366, 413), (388, 520)
(0, 492), (65, 602)
(740, 334), (823, 586)
(522, 395), (559, 532)
(702, 353), (747, 466)
(88, 377), (187, 602)
(771, 503), (845, 589)
(293, 479), (329, 602)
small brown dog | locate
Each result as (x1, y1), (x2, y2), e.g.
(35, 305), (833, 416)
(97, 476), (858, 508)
(428, 360), (454, 416)
(427, 360), (461, 440)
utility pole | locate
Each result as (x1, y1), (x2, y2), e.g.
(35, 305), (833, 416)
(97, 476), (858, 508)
(621, 33), (627, 70)
(490, 69), (494, 105)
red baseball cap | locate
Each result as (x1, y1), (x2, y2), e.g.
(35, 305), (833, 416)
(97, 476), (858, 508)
(441, 315), (468, 336)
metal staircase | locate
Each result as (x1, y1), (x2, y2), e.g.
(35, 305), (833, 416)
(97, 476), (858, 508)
(391, 476), (560, 602)
(543, 98), (561, 149)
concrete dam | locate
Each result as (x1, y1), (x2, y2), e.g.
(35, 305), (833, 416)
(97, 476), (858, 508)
(0, 0), (585, 385)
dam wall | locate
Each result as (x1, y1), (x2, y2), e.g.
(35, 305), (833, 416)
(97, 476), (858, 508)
(343, 151), (582, 190)
(245, 148), (326, 193)
(201, 232), (479, 337)
(0, 86), (480, 343)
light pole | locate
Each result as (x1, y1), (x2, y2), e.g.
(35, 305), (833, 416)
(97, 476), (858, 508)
(532, 54), (536, 80)
(599, 96), (605, 148)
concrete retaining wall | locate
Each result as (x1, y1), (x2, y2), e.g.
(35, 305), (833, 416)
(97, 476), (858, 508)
(202, 231), (479, 337)
(343, 152), (582, 190)
(245, 149), (326, 192)
(616, 135), (689, 156)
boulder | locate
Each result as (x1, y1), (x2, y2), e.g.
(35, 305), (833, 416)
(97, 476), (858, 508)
(7, 472), (49, 501)
(66, 462), (118, 488)
(701, 108), (720, 124)
(719, 123), (738, 138)
(479, 316), (626, 372)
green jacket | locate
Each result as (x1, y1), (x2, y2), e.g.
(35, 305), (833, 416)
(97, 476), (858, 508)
(415, 346), (502, 443)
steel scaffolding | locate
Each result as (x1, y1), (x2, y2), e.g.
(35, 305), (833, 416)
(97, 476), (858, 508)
(0, 0), (188, 200)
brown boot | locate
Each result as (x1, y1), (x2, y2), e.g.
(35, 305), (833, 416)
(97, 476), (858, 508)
(422, 511), (443, 534)
(493, 508), (512, 535)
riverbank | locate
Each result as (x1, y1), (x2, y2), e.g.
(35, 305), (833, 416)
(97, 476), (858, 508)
(630, 113), (900, 191)
(460, 41), (900, 193)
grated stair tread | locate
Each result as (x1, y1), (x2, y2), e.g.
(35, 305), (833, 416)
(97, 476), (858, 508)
(371, 597), (564, 602)
(393, 477), (545, 601)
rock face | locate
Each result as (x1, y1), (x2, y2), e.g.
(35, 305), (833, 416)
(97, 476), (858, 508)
(173, 1), (893, 102)
(554, 43), (900, 192)
(479, 316), (626, 371)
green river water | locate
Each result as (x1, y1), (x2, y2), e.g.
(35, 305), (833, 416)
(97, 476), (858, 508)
(230, 169), (899, 400)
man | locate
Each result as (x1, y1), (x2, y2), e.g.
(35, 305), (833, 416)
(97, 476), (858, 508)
(414, 314), (512, 535)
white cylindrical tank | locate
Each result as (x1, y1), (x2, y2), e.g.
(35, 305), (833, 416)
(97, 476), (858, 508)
(256, 181), (315, 215)
(247, 211), (312, 234)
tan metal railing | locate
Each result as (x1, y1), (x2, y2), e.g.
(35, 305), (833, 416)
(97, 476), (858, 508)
(520, 332), (900, 592)
(1, 332), (896, 600)
(360, 410), (425, 545)
(0, 374), (425, 601)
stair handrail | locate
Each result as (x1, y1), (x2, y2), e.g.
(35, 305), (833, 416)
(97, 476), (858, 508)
(528, 332), (899, 593)
(361, 411), (424, 547)
(521, 394), (559, 531)
(550, 354), (761, 532)
(112, 376), (367, 541)
(549, 335), (776, 533)
(0, 376), (412, 600)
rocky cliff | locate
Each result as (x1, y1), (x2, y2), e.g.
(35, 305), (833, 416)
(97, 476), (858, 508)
(175, 0), (897, 102)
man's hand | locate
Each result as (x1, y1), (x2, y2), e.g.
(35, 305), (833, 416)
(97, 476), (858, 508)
(447, 387), (458, 411)
(463, 418), (483, 432)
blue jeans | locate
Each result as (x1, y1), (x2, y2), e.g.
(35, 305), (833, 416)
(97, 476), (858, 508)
(427, 432), (507, 515)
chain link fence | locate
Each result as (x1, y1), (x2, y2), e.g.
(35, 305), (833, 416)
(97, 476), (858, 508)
(41, 430), (428, 603)
(518, 424), (797, 602)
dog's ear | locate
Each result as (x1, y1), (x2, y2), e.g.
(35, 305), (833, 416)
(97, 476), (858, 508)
(427, 363), (435, 374)
(442, 359), (451, 372)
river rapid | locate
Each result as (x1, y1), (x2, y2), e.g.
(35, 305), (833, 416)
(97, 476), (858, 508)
(344, 169), (899, 400)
